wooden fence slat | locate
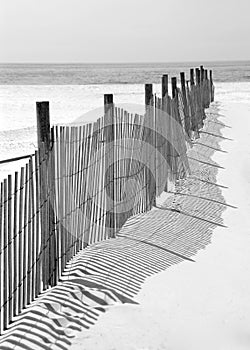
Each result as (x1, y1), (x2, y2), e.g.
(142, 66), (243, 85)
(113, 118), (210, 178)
(99, 117), (106, 241)
(3, 179), (8, 330)
(52, 127), (59, 284)
(79, 126), (84, 249)
(87, 124), (94, 244)
(29, 158), (35, 301)
(13, 172), (18, 317)
(7, 175), (13, 324)
(42, 145), (48, 290)
(0, 182), (3, 334)
(68, 127), (73, 256)
(59, 126), (65, 271)
(79, 125), (87, 248)
(64, 126), (69, 262)
(54, 127), (61, 279)
(72, 126), (78, 254)
(22, 164), (29, 307)
(95, 118), (101, 242)
(34, 152), (41, 297)
(48, 127), (56, 286)
(17, 167), (24, 314)
(27, 161), (32, 306)
(83, 123), (93, 246)
(91, 121), (99, 243)
(75, 126), (81, 252)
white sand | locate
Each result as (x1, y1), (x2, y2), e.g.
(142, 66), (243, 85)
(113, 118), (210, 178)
(70, 101), (250, 350)
(1, 101), (249, 350)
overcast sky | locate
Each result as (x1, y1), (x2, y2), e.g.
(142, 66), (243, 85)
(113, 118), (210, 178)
(0, 0), (249, 63)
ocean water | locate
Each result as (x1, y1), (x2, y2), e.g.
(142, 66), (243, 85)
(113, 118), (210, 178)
(1, 61), (250, 85)
(1, 61), (250, 181)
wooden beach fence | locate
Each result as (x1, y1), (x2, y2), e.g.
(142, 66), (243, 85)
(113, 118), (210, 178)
(0, 66), (214, 334)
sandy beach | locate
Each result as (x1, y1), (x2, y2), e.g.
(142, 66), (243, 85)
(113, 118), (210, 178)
(1, 0), (250, 347)
(70, 101), (250, 350)
(68, 101), (250, 350)
(0, 98), (249, 349)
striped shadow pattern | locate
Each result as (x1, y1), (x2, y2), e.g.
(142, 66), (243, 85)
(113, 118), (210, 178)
(0, 104), (232, 349)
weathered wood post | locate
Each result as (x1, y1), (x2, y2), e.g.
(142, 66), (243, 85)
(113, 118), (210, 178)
(171, 77), (177, 98)
(180, 72), (190, 135)
(204, 69), (209, 107)
(194, 68), (202, 129)
(195, 68), (200, 85)
(145, 84), (153, 107)
(162, 74), (168, 101)
(180, 72), (188, 110)
(162, 74), (169, 119)
(190, 68), (195, 86)
(200, 65), (204, 82)
(189, 69), (195, 132)
(36, 102), (53, 289)
(200, 65), (205, 107)
(204, 69), (208, 80)
(144, 84), (156, 207)
(36, 102), (51, 151)
(104, 94), (116, 238)
(171, 77), (179, 120)
(209, 70), (214, 102)
(180, 72), (187, 99)
(104, 94), (113, 114)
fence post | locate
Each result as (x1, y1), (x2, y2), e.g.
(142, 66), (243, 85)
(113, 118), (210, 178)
(180, 72), (188, 110)
(36, 102), (52, 290)
(104, 94), (113, 114)
(36, 102), (51, 151)
(171, 77), (179, 122)
(190, 69), (195, 86)
(204, 69), (208, 80)
(200, 65), (204, 82)
(162, 74), (168, 100)
(200, 66), (205, 107)
(145, 84), (153, 107)
(204, 69), (209, 107)
(144, 84), (156, 207)
(104, 94), (116, 238)
(209, 70), (214, 102)
(180, 72), (190, 135)
(195, 68), (200, 85)
(171, 77), (177, 98)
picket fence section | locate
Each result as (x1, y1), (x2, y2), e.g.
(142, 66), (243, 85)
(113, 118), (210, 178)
(0, 66), (214, 334)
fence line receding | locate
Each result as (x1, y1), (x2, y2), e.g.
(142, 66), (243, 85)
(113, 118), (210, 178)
(0, 66), (214, 334)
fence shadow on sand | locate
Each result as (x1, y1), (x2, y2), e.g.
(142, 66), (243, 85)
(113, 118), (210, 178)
(0, 104), (236, 350)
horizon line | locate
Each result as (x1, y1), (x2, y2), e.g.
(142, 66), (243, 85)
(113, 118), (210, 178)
(0, 59), (250, 65)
